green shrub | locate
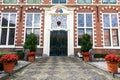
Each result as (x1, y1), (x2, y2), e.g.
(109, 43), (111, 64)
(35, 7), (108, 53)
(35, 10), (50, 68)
(94, 54), (106, 58)
(81, 34), (92, 52)
(23, 33), (38, 52)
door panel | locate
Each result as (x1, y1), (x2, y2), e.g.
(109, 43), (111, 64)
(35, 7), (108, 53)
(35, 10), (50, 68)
(50, 30), (67, 56)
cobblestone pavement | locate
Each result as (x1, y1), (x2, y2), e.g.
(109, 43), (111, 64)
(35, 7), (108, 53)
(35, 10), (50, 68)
(6, 57), (120, 80)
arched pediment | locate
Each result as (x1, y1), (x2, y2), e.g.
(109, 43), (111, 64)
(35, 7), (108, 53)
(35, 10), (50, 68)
(44, 5), (75, 14)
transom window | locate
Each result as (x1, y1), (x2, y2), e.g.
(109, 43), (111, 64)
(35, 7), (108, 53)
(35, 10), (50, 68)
(102, 0), (117, 4)
(52, 0), (66, 4)
(26, 0), (41, 4)
(0, 13), (17, 45)
(103, 13), (119, 46)
(2, 0), (17, 4)
(77, 13), (93, 46)
(25, 13), (41, 45)
(77, 0), (92, 4)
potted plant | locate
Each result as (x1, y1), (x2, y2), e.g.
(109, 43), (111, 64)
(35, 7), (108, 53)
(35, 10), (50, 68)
(27, 52), (36, 62)
(23, 33), (38, 62)
(0, 54), (19, 72)
(105, 53), (120, 73)
(80, 34), (92, 62)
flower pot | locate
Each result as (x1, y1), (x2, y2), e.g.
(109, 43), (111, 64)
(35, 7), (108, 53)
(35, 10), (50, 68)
(28, 56), (35, 62)
(106, 61), (118, 73)
(3, 62), (15, 72)
(83, 56), (90, 62)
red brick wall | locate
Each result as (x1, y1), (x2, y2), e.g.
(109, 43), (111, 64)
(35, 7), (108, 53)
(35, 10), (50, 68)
(67, 0), (76, 4)
(0, 0), (120, 54)
(42, 0), (51, 4)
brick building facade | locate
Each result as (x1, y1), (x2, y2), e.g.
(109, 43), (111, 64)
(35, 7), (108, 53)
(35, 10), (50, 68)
(0, 0), (120, 56)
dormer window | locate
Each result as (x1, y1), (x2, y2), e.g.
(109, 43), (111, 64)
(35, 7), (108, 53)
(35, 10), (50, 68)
(102, 0), (117, 4)
(77, 0), (92, 4)
(27, 0), (41, 4)
(3, 0), (17, 4)
(52, 0), (66, 4)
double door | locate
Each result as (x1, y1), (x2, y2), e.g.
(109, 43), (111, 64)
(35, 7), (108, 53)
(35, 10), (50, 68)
(50, 30), (67, 56)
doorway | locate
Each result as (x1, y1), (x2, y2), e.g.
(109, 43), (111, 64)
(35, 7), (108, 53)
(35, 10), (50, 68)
(50, 30), (67, 56)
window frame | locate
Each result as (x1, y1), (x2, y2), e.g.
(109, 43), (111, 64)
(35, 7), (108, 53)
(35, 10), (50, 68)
(26, 0), (41, 4)
(25, 13), (41, 47)
(0, 12), (17, 46)
(77, 13), (94, 47)
(2, 0), (18, 4)
(102, 13), (119, 47)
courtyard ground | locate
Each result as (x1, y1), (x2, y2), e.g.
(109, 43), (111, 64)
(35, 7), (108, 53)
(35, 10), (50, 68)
(2, 57), (120, 80)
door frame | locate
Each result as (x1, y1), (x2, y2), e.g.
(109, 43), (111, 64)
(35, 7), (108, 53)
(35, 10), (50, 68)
(43, 5), (74, 56)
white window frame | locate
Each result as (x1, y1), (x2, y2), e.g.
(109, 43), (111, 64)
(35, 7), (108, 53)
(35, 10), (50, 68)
(0, 12), (17, 47)
(77, 0), (93, 4)
(102, 13), (119, 47)
(26, 0), (42, 4)
(77, 13), (94, 47)
(2, 0), (18, 4)
(52, 0), (67, 4)
(25, 13), (41, 47)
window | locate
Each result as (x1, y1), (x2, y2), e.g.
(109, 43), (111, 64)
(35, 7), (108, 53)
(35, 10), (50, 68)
(3, 0), (17, 4)
(77, 0), (92, 4)
(103, 13), (119, 46)
(0, 13), (17, 45)
(25, 13), (41, 45)
(102, 0), (117, 4)
(27, 0), (41, 4)
(77, 13), (93, 46)
(52, 0), (66, 4)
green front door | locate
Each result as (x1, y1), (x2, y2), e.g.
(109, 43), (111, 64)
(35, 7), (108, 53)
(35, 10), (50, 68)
(50, 30), (67, 56)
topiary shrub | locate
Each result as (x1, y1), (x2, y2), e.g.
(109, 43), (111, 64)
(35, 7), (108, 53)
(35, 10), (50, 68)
(23, 33), (38, 52)
(81, 34), (92, 52)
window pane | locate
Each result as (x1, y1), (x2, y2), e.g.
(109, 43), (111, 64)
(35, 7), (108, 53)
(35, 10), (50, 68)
(77, 0), (84, 4)
(8, 28), (15, 45)
(52, 0), (59, 3)
(111, 14), (118, 27)
(60, 0), (66, 3)
(34, 14), (40, 27)
(110, 0), (116, 4)
(112, 29), (119, 46)
(34, 0), (40, 3)
(9, 14), (16, 27)
(86, 29), (92, 36)
(86, 0), (92, 3)
(26, 29), (32, 39)
(103, 14), (110, 27)
(11, 0), (17, 3)
(0, 28), (7, 45)
(27, 0), (33, 3)
(34, 29), (40, 45)
(78, 29), (84, 45)
(2, 14), (8, 27)
(26, 14), (32, 27)
(104, 29), (111, 46)
(78, 14), (84, 27)
(86, 14), (92, 27)
(102, 0), (108, 4)
(86, 29), (93, 42)
(3, 0), (10, 3)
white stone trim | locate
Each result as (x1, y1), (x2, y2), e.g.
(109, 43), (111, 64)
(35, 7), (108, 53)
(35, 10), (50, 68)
(43, 5), (74, 56)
